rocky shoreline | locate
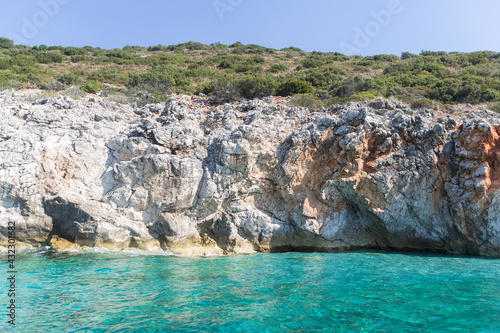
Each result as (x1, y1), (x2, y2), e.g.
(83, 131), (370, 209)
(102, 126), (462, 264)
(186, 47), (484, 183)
(1, 89), (499, 256)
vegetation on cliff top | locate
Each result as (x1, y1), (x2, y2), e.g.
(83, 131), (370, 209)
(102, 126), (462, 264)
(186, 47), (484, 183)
(0, 37), (499, 109)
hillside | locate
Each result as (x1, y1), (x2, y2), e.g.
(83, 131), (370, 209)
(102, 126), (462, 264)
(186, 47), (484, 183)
(0, 37), (499, 111)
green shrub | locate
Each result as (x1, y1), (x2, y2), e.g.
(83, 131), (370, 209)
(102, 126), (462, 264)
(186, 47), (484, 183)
(489, 101), (500, 112)
(277, 80), (314, 96)
(34, 52), (63, 63)
(401, 52), (417, 59)
(281, 46), (303, 52)
(0, 78), (24, 90)
(211, 78), (241, 103)
(371, 54), (399, 62)
(247, 56), (265, 64)
(411, 98), (443, 110)
(235, 64), (262, 74)
(63, 47), (86, 56)
(269, 64), (288, 73)
(238, 77), (277, 99)
(330, 76), (366, 98)
(42, 81), (66, 91)
(350, 90), (381, 101)
(0, 37), (14, 49)
(302, 57), (324, 68)
(127, 72), (173, 92)
(70, 55), (90, 63)
(57, 73), (79, 86)
(81, 80), (102, 94)
(289, 93), (324, 110)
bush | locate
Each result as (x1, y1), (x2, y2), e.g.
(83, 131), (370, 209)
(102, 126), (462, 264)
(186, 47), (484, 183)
(302, 57), (324, 68)
(401, 52), (417, 59)
(247, 56), (265, 64)
(63, 47), (86, 56)
(57, 73), (79, 86)
(126, 71), (174, 103)
(289, 93), (324, 110)
(41, 81), (66, 91)
(211, 79), (241, 103)
(277, 80), (314, 96)
(218, 59), (234, 69)
(330, 76), (366, 98)
(350, 90), (381, 101)
(269, 64), (288, 73)
(61, 86), (86, 99)
(489, 101), (500, 112)
(127, 72), (173, 92)
(0, 79), (24, 90)
(0, 37), (14, 49)
(238, 77), (277, 99)
(81, 80), (102, 94)
(107, 92), (131, 104)
(411, 98), (443, 110)
(34, 52), (63, 63)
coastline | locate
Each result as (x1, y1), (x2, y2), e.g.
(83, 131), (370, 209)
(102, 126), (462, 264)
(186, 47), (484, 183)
(1, 89), (499, 257)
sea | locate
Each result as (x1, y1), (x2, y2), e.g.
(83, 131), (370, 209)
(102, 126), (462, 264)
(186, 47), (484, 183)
(1, 248), (499, 332)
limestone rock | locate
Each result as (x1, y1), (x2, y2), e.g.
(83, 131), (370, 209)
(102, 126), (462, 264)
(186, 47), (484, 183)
(1, 90), (499, 256)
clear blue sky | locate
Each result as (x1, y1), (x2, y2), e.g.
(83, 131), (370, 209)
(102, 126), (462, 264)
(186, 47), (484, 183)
(1, 0), (499, 56)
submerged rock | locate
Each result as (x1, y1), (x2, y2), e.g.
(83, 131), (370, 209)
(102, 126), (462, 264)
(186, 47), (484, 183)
(1, 91), (499, 256)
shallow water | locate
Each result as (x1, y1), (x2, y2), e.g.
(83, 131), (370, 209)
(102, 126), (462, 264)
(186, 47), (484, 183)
(1, 249), (499, 332)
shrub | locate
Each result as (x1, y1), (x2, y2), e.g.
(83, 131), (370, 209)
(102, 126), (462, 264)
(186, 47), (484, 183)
(218, 59), (234, 69)
(281, 46), (303, 52)
(330, 76), (366, 98)
(372, 54), (399, 62)
(34, 52), (63, 63)
(71, 55), (90, 63)
(107, 92), (131, 104)
(269, 64), (288, 73)
(0, 79), (24, 90)
(304, 69), (343, 87)
(350, 90), (381, 101)
(61, 86), (86, 99)
(411, 98), (443, 110)
(126, 72), (173, 92)
(81, 80), (102, 94)
(211, 79), (241, 103)
(42, 81), (66, 91)
(302, 57), (324, 68)
(289, 93), (324, 111)
(489, 101), (500, 112)
(57, 73), (79, 86)
(247, 56), (265, 64)
(277, 80), (314, 96)
(401, 52), (417, 59)
(148, 44), (169, 52)
(235, 64), (262, 74)
(238, 77), (277, 99)
(63, 47), (86, 56)
(0, 37), (14, 49)
(126, 72), (174, 103)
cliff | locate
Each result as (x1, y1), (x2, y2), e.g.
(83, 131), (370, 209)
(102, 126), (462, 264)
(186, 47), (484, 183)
(1, 90), (499, 256)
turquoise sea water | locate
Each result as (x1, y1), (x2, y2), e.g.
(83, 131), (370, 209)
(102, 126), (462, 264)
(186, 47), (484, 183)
(1, 249), (499, 332)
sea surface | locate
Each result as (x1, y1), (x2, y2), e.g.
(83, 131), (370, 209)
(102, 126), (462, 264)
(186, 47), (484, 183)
(1, 249), (499, 332)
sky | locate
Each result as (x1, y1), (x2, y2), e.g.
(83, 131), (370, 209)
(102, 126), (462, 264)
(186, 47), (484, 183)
(0, 0), (499, 56)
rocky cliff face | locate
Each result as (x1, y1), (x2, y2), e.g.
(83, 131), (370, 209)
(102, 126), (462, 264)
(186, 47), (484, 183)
(1, 90), (499, 256)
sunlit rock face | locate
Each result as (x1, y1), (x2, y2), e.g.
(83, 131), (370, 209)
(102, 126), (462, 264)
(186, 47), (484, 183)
(1, 90), (499, 256)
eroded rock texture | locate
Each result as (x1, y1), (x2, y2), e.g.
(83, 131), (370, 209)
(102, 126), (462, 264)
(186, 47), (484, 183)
(1, 90), (499, 256)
